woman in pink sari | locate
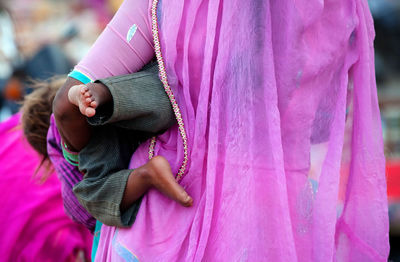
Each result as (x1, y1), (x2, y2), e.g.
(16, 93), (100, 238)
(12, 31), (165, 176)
(58, 0), (389, 260)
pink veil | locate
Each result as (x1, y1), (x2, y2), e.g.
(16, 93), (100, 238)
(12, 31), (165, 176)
(96, 0), (389, 261)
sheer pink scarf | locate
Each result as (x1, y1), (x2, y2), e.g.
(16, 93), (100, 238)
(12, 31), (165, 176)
(96, 0), (389, 261)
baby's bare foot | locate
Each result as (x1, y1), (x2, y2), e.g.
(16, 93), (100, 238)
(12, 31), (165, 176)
(145, 156), (193, 207)
(68, 84), (96, 117)
(68, 83), (112, 118)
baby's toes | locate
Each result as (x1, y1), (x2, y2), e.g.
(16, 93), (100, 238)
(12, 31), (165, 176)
(85, 107), (96, 118)
(81, 85), (88, 91)
(79, 85), (88, 94)
(85, 97), (93, 104)
(84, 91), (92, 98)
(90, 100), (98, 109)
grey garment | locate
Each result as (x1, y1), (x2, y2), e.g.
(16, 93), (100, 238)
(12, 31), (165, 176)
(73, 126), (144, 227)
(73, 62), (175, 227)
(88, 62), (174, 132)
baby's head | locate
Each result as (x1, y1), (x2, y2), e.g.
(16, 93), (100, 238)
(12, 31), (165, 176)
(21, 76), (66, 164)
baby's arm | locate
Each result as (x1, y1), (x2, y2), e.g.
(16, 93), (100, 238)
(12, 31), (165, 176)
(53, 0), (154, 151)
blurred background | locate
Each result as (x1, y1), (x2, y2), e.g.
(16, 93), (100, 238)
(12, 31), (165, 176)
(0, 0), (122, 117)
(369, 0), (400, 261)
(0, 0), (399, 260)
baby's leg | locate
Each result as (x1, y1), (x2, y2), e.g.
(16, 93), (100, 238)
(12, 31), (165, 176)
(68, 82), (112, 118)
(74, 126), (191, 226)
(122, 156), (193, 210)
(53, 77), (92, 151)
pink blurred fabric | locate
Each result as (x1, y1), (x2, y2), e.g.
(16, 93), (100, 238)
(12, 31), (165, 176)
(84, 0), (388, 260)
(0, 113), (93, 261)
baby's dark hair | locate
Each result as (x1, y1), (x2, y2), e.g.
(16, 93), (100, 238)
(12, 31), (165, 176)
(20, 76), (66, 170)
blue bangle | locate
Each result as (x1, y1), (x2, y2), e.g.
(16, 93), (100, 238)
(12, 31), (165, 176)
(68, 70), (93, 84)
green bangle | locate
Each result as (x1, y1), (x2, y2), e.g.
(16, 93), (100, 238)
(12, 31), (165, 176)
(61, 140), (79, 167)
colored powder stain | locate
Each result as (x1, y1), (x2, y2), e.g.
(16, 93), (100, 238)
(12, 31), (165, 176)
(157, 0), (162, 26)
(112, 229), (140, 262)
(295, 70), (303, 88)
(127, 24), (138, 43)
(309, 178), (319, 195)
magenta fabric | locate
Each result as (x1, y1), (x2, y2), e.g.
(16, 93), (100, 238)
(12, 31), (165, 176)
(87, 0), (388, 260)
(0, 113), (93, 261)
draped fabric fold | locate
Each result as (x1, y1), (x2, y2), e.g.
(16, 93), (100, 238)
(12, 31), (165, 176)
(96, 0), (389, 261)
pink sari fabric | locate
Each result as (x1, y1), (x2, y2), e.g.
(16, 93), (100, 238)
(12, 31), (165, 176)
(96, 0), (389, 261)
(0, 113), (93, 261)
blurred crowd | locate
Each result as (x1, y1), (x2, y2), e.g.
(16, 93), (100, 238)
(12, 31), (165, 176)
(0, 0), (122, 119)
(367, 1), (400, 260)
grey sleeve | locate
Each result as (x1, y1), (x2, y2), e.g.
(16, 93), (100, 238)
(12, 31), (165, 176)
(87, 62), (176, 133)
(73, 125), (142, 227)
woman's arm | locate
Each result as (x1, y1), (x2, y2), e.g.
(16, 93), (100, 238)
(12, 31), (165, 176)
(53, 0), (154, 151)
